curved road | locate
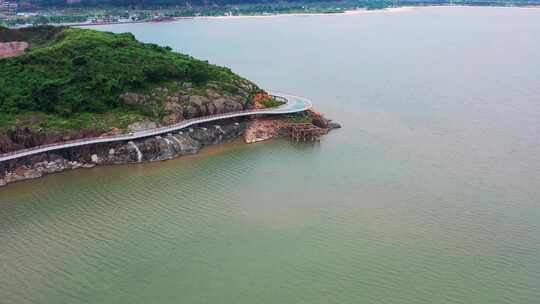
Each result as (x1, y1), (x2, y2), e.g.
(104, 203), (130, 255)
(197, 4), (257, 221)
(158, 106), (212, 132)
(0, 92), (312, 163)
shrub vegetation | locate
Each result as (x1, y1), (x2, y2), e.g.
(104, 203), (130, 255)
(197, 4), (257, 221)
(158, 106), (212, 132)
(0, 26), (249, 130)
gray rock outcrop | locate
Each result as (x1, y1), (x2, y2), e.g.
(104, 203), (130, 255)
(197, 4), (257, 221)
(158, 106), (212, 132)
(0, 120), (246, 187)
(128, 121), (158, 132)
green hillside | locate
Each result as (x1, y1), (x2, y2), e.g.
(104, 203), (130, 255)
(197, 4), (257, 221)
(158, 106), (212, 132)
(0, 26), (258, 131)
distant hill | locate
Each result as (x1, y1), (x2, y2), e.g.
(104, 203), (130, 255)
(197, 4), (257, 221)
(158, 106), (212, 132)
(16, 0), (540, 9)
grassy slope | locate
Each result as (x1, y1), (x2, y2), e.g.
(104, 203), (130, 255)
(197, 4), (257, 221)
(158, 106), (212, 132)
(0, 26), (255, 131)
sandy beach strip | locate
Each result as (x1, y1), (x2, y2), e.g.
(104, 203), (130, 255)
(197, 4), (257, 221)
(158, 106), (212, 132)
(175, 7), (417, 21)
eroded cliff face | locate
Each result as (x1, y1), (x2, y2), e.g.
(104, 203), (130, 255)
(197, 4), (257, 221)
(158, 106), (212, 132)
(244, 118), (291, 144)
(0, 41), (29, 58)
(0, 120), (246, 187)
(0, 80), (258, 154)
(0, 127), (103, 154)
(0, 109), (342, 188)
(121, 80), (258, 125)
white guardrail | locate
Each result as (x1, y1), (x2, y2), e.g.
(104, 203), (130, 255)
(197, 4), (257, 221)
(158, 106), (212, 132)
(0, 91), (312, 163)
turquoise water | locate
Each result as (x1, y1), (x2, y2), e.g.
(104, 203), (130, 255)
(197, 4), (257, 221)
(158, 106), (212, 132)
(1, 6), (540, 303)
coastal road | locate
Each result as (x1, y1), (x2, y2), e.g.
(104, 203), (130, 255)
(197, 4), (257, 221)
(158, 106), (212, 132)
(0, 92), (312, 163)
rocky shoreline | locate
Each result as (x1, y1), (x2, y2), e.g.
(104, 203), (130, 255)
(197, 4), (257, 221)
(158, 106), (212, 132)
(0, 26), (341, 188)
(0, 111), (340, 188)
(0, 119), (245, 187)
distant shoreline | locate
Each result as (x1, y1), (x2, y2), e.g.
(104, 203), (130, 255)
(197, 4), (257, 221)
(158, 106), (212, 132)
(72, 7), (415, 27)
(73, 5), (540, 27)
(177, 7), (416, 20)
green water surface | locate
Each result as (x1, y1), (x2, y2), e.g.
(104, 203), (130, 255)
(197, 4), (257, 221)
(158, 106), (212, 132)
(1, 6), (540, 304)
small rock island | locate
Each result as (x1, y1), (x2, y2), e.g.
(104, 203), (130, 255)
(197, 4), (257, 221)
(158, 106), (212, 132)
(0, 26), (339, 187)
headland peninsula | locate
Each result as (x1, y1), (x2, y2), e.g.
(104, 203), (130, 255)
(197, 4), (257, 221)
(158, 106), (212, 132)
(0, 26), (340, 187)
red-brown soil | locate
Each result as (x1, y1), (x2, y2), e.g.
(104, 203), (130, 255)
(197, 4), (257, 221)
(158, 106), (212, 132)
(0, 41), (29, 58)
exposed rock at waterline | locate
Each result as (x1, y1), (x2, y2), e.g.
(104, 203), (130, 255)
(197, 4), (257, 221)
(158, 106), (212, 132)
(0, 121), (246, 187)
(309, 109), (342, 129)
(244, 118), (291, 143)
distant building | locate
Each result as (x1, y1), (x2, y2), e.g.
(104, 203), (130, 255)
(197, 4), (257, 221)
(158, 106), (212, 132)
(0, 0), (17, 16)
(0, 1), (5, 19)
